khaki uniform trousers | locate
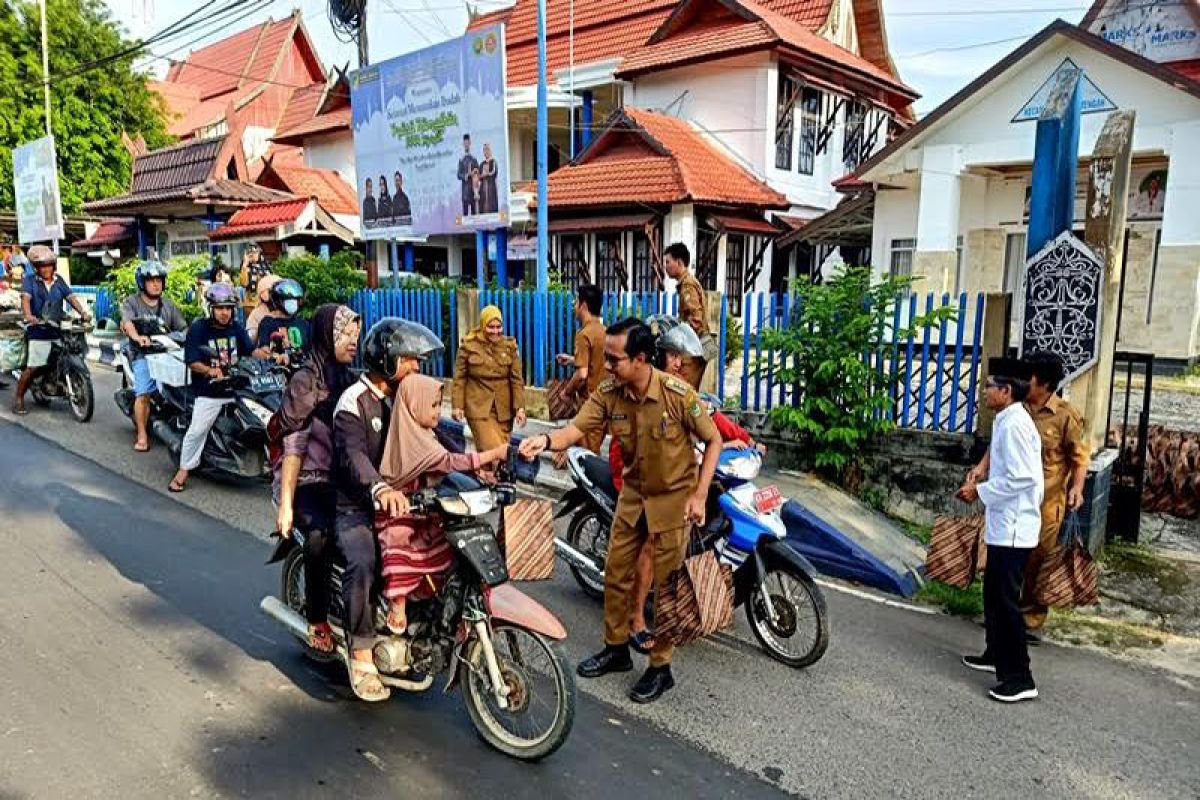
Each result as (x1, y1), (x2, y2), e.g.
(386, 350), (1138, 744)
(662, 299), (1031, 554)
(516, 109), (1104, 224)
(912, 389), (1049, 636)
(604, 513), (688, 667)
(468, 415), (512, 451)
(1021, 494), (1066, 630)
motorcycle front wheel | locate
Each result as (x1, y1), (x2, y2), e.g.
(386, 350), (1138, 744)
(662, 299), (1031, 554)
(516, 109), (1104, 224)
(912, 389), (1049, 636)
(461, 623), (576, 761)
(746, 565), (830, 668)
(565, 510), (607, 600)
(65, 366), (94, 423)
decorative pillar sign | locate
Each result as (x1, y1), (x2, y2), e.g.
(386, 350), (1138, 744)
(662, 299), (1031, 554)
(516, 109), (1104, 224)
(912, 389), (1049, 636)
(1017, 230), (1104, 382)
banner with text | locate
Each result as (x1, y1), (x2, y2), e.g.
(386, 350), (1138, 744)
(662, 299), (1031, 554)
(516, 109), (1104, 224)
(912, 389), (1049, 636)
(12, 136), (64, 243)
(350, 26), (509, 239)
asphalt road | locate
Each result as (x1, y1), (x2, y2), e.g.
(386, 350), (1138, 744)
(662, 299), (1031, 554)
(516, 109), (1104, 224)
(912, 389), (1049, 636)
(2, 368), (1199, 799)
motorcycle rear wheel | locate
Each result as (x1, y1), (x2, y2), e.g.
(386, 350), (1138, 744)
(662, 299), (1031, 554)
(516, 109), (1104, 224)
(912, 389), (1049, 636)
(565, 511), (607, 600)
(461, 623), (576, 761)
(30, 384), (51, 406)
(746, 565), (830, 669)
(65, 366), (94, 423)
(281, 548), (336, 662)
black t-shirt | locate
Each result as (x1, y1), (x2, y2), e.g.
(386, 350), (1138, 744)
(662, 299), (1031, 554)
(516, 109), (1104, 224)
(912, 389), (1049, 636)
(184, 318), (254, 398)
(256, 316), (311, 354)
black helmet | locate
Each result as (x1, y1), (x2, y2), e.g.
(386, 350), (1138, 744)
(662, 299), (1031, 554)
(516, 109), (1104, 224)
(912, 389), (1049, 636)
(135, 259), (169, 293)
(646, 314), (704, 363)
(362, 317), (444, 378)
(268, 278), (305, 315)
(204, 282), (239, 316)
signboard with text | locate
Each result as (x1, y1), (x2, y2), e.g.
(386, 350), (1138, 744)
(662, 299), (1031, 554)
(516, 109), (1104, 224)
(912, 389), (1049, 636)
(350, 25), (510, 239)
(1087, 0), (1200, 63)
(12, 135), (64, 243)
(1012, 58), (1116, 123)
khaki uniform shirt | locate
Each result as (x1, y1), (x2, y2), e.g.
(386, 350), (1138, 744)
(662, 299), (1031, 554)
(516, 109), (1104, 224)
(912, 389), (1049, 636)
(1025, 394), (1089, 501)
(452, 336), (526, 422)
(677, 270), (709, 338)
(574, 317), (607, 395)
(572, 368), (720, 533)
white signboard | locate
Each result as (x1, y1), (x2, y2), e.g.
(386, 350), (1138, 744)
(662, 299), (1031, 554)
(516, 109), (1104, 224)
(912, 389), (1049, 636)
(1088, 0), (1200, 63)
(1012, 58), (1117, 123)
(12, 136), (64, 243)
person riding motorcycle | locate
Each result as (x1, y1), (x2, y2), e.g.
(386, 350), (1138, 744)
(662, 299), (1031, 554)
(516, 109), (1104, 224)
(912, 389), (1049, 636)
(120, 259), (188, 452)
(332, 317), (443, 702)
(254, 278), (309, 358)
(168, 283), (276, 493)
(12, 245), (90, 415)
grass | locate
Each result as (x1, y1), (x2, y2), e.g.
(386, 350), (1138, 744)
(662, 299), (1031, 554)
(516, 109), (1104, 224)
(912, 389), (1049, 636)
(1101, 542), (1191, 596)
(918, 578), (984, 617)
(898, 520), (932, 545)
(1046, 611), (1167, 652)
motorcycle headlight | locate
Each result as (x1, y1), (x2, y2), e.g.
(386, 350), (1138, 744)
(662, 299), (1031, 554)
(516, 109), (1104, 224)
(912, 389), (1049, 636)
(240, 398), (274, 427)
(438, 489), (495, 517)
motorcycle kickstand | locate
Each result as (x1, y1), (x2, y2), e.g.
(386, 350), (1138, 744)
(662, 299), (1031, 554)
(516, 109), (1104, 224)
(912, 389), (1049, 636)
(752, 548), (780, 623)
(473, 620), (512, 710)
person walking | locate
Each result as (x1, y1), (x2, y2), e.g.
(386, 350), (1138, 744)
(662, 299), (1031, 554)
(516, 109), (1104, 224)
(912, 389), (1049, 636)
(451, 305), (526, 451)
(239, 246), (271, 316)
(519, 318), (723, 704)
(663, 243), (709, 389)
(958, 358), (1044, 703)
(554, 284), (607, 459)
(969, 350), (1089, 638)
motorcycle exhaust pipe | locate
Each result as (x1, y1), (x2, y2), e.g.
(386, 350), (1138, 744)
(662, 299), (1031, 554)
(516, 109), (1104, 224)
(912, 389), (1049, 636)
(151, 419), (183, 454)
(260, 596), (310, 643)
(553, 538), (606, 580)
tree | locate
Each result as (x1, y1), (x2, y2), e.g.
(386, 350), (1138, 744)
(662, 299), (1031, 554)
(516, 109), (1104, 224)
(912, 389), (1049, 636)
(0, 0), (169, 215)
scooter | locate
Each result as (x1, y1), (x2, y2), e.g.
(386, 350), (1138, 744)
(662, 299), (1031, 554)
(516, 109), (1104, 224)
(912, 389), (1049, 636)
(8, 316), (95, 423)
(113, 316), (187, 426)
(261, 454), (576, 761)
(555, 445), (831, 668)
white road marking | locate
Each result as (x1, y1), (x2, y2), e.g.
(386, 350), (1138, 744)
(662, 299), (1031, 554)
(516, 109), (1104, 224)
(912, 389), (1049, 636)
(813, 578), (939, 615)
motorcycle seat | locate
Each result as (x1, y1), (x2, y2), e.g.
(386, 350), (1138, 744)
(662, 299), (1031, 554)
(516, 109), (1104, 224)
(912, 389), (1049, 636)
(577, 453), (617, 502)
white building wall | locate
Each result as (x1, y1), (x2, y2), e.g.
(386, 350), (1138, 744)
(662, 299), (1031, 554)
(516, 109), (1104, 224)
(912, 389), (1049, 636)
(303, 133), (357, 185)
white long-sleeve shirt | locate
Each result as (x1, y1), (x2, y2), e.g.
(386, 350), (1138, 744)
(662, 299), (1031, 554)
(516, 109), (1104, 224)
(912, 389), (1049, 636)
(977, 402), (1044, 548)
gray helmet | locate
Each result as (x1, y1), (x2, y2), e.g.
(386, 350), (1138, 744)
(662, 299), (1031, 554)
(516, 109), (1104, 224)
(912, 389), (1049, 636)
(362, 317), (444, 378)
(647, 314), (704, 359)
(135, 259), (169, 293)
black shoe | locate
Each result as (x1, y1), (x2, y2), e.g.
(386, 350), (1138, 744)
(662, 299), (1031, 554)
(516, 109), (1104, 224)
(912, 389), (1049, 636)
(577, 644), (633, 679)
(1025, 631), (1042, 646)
(961, 655), (997, 674)
(629, 665), (675, 704)
(988, 680), (1038, 703)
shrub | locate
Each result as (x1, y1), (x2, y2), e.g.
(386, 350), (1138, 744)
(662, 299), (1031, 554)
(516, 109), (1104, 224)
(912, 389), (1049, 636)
(271, 250), (367, 316)
(103, 255), (209, 322)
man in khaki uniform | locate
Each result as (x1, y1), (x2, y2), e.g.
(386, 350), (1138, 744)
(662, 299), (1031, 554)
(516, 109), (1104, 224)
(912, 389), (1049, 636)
(664, 242), (709, 390)
(452, 305), (526, 450)
(969, 351), (1088, 637)
(555, 284), (607, 456)
(520, 317), (723, 704)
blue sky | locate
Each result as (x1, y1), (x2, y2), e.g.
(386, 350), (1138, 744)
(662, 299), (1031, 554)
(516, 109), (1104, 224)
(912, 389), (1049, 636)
(104, 0), (1097, 116)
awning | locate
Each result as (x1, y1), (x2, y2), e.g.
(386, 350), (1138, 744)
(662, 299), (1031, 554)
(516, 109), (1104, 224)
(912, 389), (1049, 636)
(535, 213), (657, 234)
(778, 191), (875, 248)
(209, 197), (355, 245)
(706, 213), (781, 236)
(71, 219), (137, 250)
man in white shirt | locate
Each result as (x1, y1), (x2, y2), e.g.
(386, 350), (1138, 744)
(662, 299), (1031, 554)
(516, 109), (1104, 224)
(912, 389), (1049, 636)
(957, 358), (1044, 703)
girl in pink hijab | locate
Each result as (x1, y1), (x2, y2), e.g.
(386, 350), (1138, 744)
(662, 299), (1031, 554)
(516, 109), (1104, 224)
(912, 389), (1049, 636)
(376, 373), (509, 633)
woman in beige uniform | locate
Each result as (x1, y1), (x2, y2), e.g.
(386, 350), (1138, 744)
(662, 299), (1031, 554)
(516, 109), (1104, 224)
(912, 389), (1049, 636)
(452, 305), (526, 450)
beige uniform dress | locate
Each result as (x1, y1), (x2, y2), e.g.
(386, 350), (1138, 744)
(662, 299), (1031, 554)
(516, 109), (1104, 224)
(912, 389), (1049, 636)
(452, 335), (526, 451)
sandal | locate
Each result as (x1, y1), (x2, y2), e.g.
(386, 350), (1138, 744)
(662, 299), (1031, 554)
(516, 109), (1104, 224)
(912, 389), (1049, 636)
(11, 404), (27, 416)
(168, 480), (186, 493)
(133, 441), (150, 453)
(348, 659), (390, 703)
(309, 622), (335, 654)
(629, 629), (656, 655)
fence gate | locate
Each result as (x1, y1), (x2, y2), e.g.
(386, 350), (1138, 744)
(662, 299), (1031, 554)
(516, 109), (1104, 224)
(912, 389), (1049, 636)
(1106, 351), (1153, 542)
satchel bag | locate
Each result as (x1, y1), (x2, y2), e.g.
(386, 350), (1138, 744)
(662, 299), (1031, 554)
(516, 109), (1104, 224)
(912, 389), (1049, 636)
(656, 544), (734, 648)
(499, 498), (555, 581)
(700, 332), (720, 364)
(925, 513), (987, 589)
(1035, 512), (1099, 608)
(545, 378), (582, 421)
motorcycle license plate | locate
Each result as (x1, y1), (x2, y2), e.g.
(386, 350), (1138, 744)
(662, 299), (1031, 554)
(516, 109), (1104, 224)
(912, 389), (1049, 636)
(252, 374), (284, 392)
(753, 486), (783, 514)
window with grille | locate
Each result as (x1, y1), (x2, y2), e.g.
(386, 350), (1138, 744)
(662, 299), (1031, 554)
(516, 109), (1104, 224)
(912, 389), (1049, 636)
(889, 238), (916, 287)
(798, 87), (821, 176)
(633, 231), (656, 292)
(775, 73), (796, 171)
(696, 228), (719, 290)
(726, 234), (747, 314)
(843, 101), (868, 173)
(559, 234), (588, 289)
(595, 233), (625, 293)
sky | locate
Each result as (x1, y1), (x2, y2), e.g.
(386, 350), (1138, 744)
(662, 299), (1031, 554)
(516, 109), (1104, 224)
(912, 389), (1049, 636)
(102, 0), (1099, 117)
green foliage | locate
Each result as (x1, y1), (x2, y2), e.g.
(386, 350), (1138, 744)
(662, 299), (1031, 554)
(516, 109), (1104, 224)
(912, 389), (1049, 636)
(103, 255), (208, 322)
(0, 0), (170, 214)
(271, 250), (367, 317)
(759, 266), (956, 477)
(68, 255), (108, 287)
(724, 315), (743, 367)
(918, 578), (984, 617)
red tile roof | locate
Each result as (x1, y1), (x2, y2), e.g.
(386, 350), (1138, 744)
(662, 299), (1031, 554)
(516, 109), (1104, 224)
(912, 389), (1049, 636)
(542, 106), (788, 210)
(130, 137), (227, 195)
(276, 82), (326, 137)
(764, 0), (833, 28)
(263, 164), (358, 215)
(618, 0), (916, 102)
(213, 199), (309, 239)
(466, 6), (514, 31)
(272, 106), (352, 144)
(72, 220), (137, 250)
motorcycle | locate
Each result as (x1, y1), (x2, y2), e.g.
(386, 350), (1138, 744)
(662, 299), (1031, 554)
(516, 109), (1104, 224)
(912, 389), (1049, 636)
(113, 316), (187, 427)
(132, 340), (286, 482)
(7, 315), (95, 423)
(260, 455), (577, 761)
(555, 445), (830, 668)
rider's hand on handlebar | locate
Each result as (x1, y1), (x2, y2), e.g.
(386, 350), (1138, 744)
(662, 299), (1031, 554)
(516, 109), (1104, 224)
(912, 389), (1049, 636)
(272, 352), (290, 367)
(137, 335), (153, 348)
(377, 489), (410, 518)
(24, 314), (39, 326)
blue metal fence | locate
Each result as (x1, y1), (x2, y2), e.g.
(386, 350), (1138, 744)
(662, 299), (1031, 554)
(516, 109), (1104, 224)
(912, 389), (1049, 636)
(350, 288), (455, 378)
(740, 291), (986, 434)
(72, 286), (114, 321)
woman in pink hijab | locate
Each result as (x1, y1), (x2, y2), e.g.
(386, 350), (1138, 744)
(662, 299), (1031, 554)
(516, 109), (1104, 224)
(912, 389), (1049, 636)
(376, 373), (509, 633)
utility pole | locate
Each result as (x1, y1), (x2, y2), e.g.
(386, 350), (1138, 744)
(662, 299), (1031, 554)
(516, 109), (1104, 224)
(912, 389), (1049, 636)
(357, 1), (369, 68)
(533, 0), (548, 384)
(39, 0), (51, 135)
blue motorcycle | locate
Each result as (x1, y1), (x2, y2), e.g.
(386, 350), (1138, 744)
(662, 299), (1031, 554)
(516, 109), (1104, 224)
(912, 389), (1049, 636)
(556, 446), (830, 668)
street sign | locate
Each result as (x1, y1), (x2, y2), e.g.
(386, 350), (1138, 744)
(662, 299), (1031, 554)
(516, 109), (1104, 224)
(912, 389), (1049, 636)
(12, 135), (64, 243)
(1012, 58), (1116, 123)
(349, 25), (510, 239)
